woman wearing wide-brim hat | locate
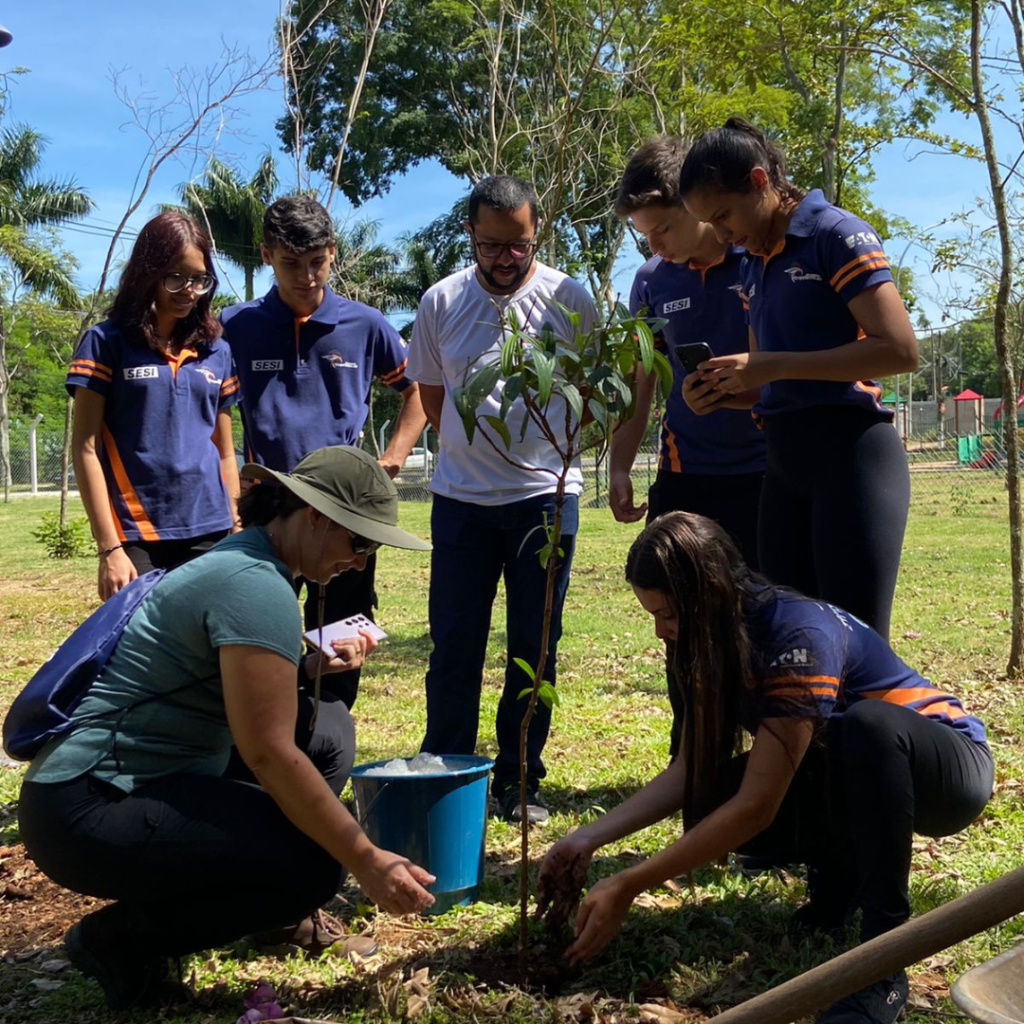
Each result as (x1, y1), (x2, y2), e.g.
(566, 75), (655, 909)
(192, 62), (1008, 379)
(18, 446), (434, 1011)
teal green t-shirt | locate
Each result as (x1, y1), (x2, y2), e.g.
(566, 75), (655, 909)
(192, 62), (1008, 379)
(26, 528), (302, 792)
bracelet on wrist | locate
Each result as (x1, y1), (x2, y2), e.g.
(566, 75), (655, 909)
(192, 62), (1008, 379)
(97, 543), (123, 558)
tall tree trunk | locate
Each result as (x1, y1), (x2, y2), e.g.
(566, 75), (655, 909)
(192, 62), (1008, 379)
(245, 264), (255, 302)
(971, 0), (1024, 675)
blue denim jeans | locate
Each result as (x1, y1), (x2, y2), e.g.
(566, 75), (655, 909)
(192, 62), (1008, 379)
(421, 492), (578, 793)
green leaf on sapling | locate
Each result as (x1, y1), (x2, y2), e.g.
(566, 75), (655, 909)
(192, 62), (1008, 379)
(588, 398), (608, 430)
(513, 657), (537, 681)
(556, 381), (584, 422)
(517, 522), (550, 560)
(465, 362), (502, 406)
(535, 351), (555, 405)
(538, 681), (560, 709)
(652, 349), (674, 393)
(500, 333), (520, 377)
(483, 415), (513, 449)
(636, 320), (655, 374)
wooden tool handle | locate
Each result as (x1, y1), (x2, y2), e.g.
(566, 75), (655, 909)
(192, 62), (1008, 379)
(710, 865), (1024, 1023)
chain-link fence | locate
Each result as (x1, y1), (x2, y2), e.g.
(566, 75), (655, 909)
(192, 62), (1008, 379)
(6, 410), (1012, 516)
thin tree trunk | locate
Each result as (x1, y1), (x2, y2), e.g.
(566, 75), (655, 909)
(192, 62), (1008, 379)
(971, 0), (1024, 675)
(245, 265), (255, 302)
(518, 475), (566, 972)
(59, 393), (73, 526)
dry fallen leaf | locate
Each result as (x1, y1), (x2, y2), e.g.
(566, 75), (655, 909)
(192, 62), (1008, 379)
(638, 1002), (690, 1022)
(406, 993), (429, 1018)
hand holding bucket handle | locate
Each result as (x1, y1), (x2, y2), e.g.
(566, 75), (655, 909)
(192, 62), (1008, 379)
(352, 845), (436, 914)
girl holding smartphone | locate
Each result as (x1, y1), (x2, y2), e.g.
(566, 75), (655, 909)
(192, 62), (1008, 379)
(677, 118), (917, 640)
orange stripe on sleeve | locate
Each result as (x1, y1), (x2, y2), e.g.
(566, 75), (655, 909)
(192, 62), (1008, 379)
(829, 251), (885, 288)
(834, 257), (889, 293)
(101, 426), (160, 541)
(379, 360), (409, 385)
(220, 377), (240, 398)
(70, 359), (113, 383)
(766, 685), (841, 699)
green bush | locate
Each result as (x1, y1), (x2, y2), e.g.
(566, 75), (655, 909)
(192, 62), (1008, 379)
(31, 510), (90, 559)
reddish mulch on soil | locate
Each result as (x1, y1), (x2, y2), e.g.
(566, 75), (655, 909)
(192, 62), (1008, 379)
(0, 845), (106, 958)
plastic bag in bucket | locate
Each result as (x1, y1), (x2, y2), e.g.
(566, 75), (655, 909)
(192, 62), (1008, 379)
(350, 754), (492, 915)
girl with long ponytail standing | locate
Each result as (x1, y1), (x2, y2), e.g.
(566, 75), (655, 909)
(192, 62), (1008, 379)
(678, 118), (917, 639)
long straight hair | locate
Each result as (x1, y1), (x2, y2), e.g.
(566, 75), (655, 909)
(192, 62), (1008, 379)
(107, 211), (220, 351)
(625, 512), (762, 825)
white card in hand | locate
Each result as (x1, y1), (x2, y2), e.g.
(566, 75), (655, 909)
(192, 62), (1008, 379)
(303, 614), (388, 655)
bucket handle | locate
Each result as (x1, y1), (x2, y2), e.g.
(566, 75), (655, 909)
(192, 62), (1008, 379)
(354, 779), (391, 828)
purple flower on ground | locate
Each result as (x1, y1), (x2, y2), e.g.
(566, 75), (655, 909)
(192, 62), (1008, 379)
(236, 980), (284, 1023)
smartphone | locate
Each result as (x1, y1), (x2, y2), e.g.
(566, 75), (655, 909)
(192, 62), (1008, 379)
(675, 342), (714, 375)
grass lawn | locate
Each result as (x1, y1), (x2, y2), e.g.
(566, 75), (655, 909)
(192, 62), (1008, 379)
(0, 480), (1020, 1024)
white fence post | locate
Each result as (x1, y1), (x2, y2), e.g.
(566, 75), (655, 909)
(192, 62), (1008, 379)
(28, 413), (43, 495)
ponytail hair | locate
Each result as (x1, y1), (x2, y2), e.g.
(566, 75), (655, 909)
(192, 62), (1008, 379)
(679, 117), (805, 205)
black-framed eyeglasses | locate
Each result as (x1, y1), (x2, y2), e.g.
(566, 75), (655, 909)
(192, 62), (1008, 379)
(163, 272), (216, 296)
(469, 231), (538, 260)
(347, 529), (381, 556)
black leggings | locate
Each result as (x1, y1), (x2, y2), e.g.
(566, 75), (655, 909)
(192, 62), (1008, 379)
(723, 701), (993, 941)
(18, 695), (353, 960)
(124, 530), (229, 574)
(759, 407), (910, 639)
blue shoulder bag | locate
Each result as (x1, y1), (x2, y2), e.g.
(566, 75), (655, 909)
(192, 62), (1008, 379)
(3, 569), (167, 761)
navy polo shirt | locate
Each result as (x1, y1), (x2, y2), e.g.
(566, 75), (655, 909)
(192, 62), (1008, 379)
(66, 320), (240, 543)
(630, 248), (765, 475)
(748, 586), (987, 746)
(743, 190), (895, 420)
(221, 284), (412, 471)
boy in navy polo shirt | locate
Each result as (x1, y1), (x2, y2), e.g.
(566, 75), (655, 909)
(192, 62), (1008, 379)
(611, 137), (765, 758)
(221, 196), (426, 707)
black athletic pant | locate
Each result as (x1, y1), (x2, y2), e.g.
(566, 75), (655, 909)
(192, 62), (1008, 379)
(18, 695), (353, 961)
(759, 406), (910, 640)
(646, 470), (763, 759)
(716, 701), (993, 941)
(123, 530), (229, 574)
(297, 554), (377, 708)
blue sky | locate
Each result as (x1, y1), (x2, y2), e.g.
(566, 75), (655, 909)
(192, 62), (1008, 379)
(1, 2), (1008, 327)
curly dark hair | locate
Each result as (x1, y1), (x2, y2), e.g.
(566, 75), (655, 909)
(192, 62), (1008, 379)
(107, 211), (220, 351)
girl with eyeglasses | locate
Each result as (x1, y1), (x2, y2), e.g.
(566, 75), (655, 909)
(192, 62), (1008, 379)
(68, 211), (242, 600)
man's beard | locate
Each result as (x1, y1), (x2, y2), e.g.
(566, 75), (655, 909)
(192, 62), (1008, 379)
(477, 256), (533, 294)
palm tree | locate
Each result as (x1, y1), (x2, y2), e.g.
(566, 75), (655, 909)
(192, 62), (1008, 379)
(175, 155), (277, 301)
(0, 123), (92, 264)
(0, 123), (90, 501)
(331, 217), (412, 313)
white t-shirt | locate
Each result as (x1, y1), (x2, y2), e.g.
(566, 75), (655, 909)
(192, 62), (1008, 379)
(408, 263), (599, 505)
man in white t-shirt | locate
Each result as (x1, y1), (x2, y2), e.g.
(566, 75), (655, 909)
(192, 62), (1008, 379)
(407, 175), (598, 824)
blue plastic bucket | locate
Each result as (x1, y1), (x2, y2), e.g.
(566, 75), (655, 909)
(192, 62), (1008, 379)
(350, 754), (492, 915)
